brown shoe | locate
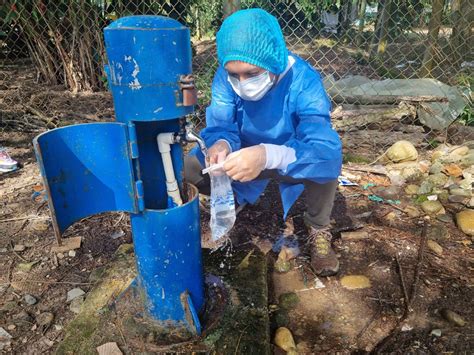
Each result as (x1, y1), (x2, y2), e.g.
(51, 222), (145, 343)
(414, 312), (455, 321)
(307, 226), (339, 277)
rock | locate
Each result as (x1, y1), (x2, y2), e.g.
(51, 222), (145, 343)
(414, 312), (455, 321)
(68, 250), (76, 258)
(340, 275), (371, 289)
(430, 329), (442, 337)
(459, 174), (473, 190)
(436, 214), (453, 223)
(427, 240), (443, 256)
(13, 244), (26, 252)
(274, 327), (297, 354)
(57, 253), (65, 259)
(405, 185), (419, 195)
(427, 173), (449, 187)
(443, 164), (463, 177)
(449, 188), (472, 197)
(440, 309), (467, 327)
(456, 210), (474, 236)
(7, 324), (15, 331)
(460, 152), (474, 168)
(36, 312), (54, 326)
(404, 206), (421, 218)
(24, 294), (37, 305)
(470, 197), (474, 207)
(12, 310), (33, 323)
(438, 191), (449, 204)
(69, 296), (84, 314)
(418, 181), (434, 194)
(382, 141), (418, 163)
(0, 327), (12, 350)
(375, 185), (400, 199)
(421, 200), (445, 215)
(110, 230), (126, 240)
(67, 288), (85, 302)
(449, 146), (469, 157)
(400, 166), (422, 181)
(448, 195), (469, 204)
(427, 224), (449, 241)
(278, 293), (299, 310)
(429, 161), (444, 174)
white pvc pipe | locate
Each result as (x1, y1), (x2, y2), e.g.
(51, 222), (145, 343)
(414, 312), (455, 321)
(157, 133), (183, 206)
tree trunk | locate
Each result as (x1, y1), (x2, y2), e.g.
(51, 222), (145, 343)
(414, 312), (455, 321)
(370, 0), (385, 58)
(356, 0), (367, 47)
(376, 0), (393, 57)
(418, 0), (445, 77)
(450, 0), (474, 62)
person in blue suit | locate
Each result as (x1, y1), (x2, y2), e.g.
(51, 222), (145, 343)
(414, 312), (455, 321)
(186, 8), (342, 276)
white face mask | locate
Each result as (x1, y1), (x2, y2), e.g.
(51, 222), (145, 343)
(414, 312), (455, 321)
(227, 71), (275, 101)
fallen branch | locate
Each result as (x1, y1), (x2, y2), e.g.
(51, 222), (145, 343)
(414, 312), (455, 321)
(331, 94), (448, 105)
(396, 254), (411, 315)
(22, 104), (56, 126)
(0, 215), (50, 223)
(409, 222), (428, 307)
(343, 163), (388, 176)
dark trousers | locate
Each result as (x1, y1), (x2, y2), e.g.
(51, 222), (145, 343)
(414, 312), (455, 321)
(184, 156), (338, 228)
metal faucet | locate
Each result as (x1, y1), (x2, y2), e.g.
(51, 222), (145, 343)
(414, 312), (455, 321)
(177, 121), (208, 160)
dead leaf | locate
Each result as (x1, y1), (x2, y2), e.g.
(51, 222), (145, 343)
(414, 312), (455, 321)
(443, 163), (463, 177)
(17, 260), (39, 272)
(237, 250), (254, 270)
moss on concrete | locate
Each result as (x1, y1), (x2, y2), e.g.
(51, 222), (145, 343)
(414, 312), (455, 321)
(56, 245), (270, 354)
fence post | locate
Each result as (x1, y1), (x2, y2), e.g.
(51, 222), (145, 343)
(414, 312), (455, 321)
(223, 0), (241, 19)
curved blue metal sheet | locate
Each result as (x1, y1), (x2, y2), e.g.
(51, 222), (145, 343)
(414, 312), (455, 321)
(104, 15), (194, 122)
(34, 123), (138, 237)
(131, 185), (204, 327)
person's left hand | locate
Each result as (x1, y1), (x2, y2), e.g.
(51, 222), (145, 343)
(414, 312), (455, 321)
(223, 145), (266, 182)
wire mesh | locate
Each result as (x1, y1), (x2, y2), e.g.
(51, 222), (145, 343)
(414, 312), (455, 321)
(0, 0), (472, 157)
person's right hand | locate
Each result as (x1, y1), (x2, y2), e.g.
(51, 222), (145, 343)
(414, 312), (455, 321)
(207, 140), (230, 166)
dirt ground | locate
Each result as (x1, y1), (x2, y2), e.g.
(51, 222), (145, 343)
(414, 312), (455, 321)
(1, 64), (473, 354)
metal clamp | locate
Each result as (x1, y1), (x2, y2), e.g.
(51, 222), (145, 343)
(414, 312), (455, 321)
(178, 74), (198, 106)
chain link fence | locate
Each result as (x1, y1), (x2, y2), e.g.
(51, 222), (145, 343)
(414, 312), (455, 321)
(0, 0), (473, 158)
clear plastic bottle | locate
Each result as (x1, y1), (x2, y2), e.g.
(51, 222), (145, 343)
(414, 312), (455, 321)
(210, 169), (236, 241)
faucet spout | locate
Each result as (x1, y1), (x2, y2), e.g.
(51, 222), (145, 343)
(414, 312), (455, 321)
(183, 125), (208, 163)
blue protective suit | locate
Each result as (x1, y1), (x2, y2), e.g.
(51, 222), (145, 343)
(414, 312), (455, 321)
(195, 53), (342, 218)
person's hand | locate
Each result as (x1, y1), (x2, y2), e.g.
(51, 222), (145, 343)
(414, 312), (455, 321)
(207, 140), (230, 166)
(223, 145), (266, 182)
